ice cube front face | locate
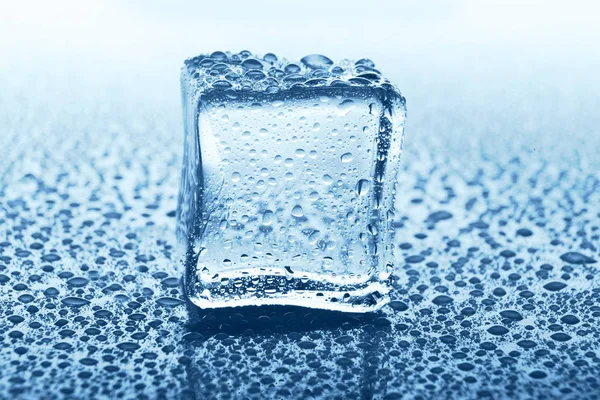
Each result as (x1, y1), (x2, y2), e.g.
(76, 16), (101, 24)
(178, 51), (406, 312)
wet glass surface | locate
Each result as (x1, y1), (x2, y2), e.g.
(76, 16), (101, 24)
(1, 70), (598, 398)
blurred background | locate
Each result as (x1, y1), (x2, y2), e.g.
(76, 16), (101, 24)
(1, 0), (599, 165)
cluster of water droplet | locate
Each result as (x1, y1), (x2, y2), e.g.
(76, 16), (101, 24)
(182, 51), (399, 96)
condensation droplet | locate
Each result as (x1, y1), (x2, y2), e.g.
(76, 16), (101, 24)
(291, 205), (304, 218)
(337, 99), (356, 116)
(355, 179), (370, 196)
(262, 210), (274, 225)
(341, 153), (353, 163)
(308, 230), (321, 244)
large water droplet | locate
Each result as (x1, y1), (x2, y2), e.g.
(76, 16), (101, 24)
(341, 153), (353, 163)
(322, 174), (333, 185)
(262, 210), (274, 225)
(337, 99), (356, 116)
(300, 54), (334, 69)
(308, 230), (321, 244)
(61, 297), (90, 307)
(355, 179), (370, 196)
(291, 205), (304, 217)
(241, 58), (263, 70)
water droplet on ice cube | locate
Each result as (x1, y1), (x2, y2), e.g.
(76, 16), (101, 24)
(300, 54), (333, 69)
(291, 205), (304, 217)
(341, 153), (353, 163)
(337, 99), (356, 116)
(262, 210), (274, 225)
(355, 179), (370, 196)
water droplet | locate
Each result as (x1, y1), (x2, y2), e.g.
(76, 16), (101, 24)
(487, 325), (509, 336)
(117, 342), (141, 352)
(432, 295), (453, 305)
(241, 58), (263, 70)
(262, 210), (274, 225)
(300, 54), (333, 69)
(337, 99), (356, 116)
(367, 224), (378, 236)
(355, 179), (370, 196)
(156, 297), (184, 307)
(308, 230), (321, 244)
(291, 205), (304, 218)
(61, 297), (90, 307)
(66, 277), (89, 287)
(543, 281), (567, 291)
(560, 252), (596, 264)
(368, 103), (380, 116)
(341, 153), (353, 163)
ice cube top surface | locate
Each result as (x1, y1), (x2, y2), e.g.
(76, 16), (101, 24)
(182, 50), (403, 98)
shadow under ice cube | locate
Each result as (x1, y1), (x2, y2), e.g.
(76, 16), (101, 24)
(178, 51), (406, 312)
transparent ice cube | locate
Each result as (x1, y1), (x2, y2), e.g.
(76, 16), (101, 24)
(177, 51), (406, 312)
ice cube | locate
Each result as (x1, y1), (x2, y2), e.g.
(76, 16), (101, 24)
(177, 51), (406, 312)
